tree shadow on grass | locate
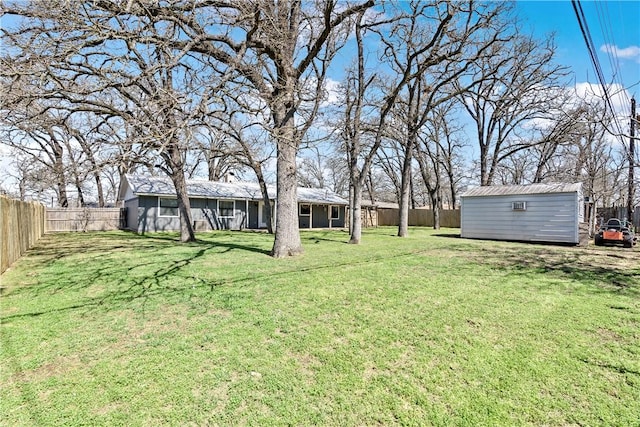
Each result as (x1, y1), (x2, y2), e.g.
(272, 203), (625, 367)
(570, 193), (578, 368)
(1, 231), (435, 323)
(446, 243), (639, 298)
(433, 233), (462, 238)
(301, 231), (351, 245)
(579, 357), (640, 376)
(2, 247), (208, 318)
(139, 233), (272, 256)
(27, 231), (271, 259)
(0, 231), (274, 319)
(7, 229), (635, 325)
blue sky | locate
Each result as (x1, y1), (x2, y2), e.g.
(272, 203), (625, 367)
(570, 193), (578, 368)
(515, 0), (640, 111)
(2, 1), (639, 198)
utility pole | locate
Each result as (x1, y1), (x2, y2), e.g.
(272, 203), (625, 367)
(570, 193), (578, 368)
(628, 97), (636, 225)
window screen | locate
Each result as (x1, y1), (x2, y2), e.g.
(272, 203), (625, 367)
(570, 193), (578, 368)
(159, 198), (179, 217)
(218, 200), (235, 217)
(330, 206), (340, 220)
(299, 204), (311, 216)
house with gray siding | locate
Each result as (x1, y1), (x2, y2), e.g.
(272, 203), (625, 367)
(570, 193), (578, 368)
(460, 183), (583, 244)
(118, 175), (347, 233)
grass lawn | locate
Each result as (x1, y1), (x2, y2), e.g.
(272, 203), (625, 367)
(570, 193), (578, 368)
(1, 227), (638, 426)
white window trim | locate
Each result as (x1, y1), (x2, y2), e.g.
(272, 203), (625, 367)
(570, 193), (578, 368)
(299, 203), (311, 216)
(158, 197), (179, 217)
(330, 205), (340, 220)
(218, 199), (236, 218)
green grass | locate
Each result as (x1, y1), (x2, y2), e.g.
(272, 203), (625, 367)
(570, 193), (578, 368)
(1, 228), (638, 426)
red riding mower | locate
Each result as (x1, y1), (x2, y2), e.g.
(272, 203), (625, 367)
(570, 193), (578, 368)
(594, 218), (637, 248)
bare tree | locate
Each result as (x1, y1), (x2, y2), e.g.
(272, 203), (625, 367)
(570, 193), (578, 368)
(1, 153), (55, 203)
(374, 139), (403, 205)
(458, 30), (568, 186)
(4, 1), (370, 251)
(0, 106), (71, 207)
(64, 117), (108, 207)
(216, 111), (278, 234)
(340, 5), (443, 244)
(153, 0), (374, 256)
(527, 103), (588, 184)
(567, 102), (624, 209)
(299, 148), (350, 196)
(414, 101), (465, 228)
(340, 1), (510, 240)
(2, 1), (236, 241)
(188, 127), (244, 181)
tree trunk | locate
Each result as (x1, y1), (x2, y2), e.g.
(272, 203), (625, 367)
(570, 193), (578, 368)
(53, 154), (68, 207)
(94, 172), (105, 207)
(263, 194), (274, 235)
(19, 180), (26, 201)
(74, 174), (85, 207)
(430, 189), (441, 230)
(271, 137), (302, 257)
(171, 170), (195, 243)
(348, 184), (354, 235)
(448, 175), (457, 209)
(349, 182), (363, 244)
(479, 147), (489, 186)
(166, 145), (195, 243)
(398, 136), (414, 237)
(75, 133), (105, 207)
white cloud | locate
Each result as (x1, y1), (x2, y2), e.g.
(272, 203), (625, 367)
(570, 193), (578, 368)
(323, 78), (341, 106)
(573, 81), (629, 115)
(571, 82), (633, 147)
(521, 82), (631, 149)
(600, 44), (640, 63)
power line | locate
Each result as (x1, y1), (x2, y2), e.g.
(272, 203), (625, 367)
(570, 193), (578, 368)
(571, 0), (627, 144)
(593, 0), (629, 106)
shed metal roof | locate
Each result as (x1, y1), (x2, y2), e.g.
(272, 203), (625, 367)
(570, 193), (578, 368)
(461, 182), (582, 198)
(124, 175), (348, 205)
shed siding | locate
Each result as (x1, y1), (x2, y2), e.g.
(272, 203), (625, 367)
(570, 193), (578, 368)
(461, 192), (579, 244)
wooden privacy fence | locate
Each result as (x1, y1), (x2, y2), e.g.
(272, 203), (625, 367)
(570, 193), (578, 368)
(46, 208), (126, 232)
(377, 208), (460, 228)
(1, 196), (45, 275)
(597, 207), (640, 229)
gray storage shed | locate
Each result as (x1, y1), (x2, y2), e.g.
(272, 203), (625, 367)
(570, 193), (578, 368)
(460, 183), (583, 244)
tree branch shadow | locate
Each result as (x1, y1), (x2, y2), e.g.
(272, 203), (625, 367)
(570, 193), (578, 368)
(447, 243), (639, 297)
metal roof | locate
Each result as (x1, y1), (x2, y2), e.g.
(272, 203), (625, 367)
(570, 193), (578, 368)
(361, 199), (400, 209)
(461, 182), (582, 198)
(297, 187), (350, 205)
(124, 174), (348, 205)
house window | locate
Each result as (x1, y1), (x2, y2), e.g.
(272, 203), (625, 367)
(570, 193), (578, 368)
(330, 205), (340, 220)
(512, 201), (526, 211)
(158, 197), (179, 217)
(218, 200), (235, 218)
(299, 204), (311, 216)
